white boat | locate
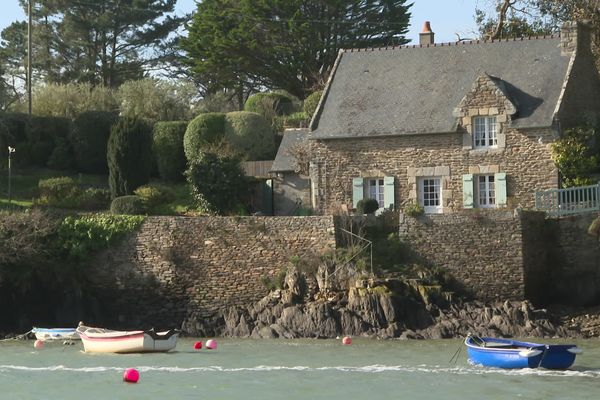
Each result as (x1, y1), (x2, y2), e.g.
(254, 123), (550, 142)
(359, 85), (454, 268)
(32, 327), (80, 341)
(76, 323), (179, 353)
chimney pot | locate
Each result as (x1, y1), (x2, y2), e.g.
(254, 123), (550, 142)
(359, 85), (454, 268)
(419, 21), (435, 45)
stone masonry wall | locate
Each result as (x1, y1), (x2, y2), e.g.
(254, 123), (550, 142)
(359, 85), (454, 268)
(398, 210), (526, 301)
(87, 216), (335, 328)
(310, 126), (558, 215)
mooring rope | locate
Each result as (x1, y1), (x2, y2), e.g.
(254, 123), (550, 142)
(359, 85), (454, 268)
(0, 329), (32, 342)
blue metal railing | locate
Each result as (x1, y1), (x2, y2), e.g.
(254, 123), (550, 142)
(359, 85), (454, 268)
(535, 183), (600, 217)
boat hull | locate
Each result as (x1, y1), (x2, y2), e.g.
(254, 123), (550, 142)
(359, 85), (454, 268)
(32, 328), (79, 341)
(465, 336), (579, 369)
(77, 326), (178, 353)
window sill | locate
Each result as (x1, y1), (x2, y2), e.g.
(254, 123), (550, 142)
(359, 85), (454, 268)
(468, 147), (504, 156)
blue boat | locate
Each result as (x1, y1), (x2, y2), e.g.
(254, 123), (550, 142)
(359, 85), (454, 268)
(31, 327), (79, 341)
(464, 335), (581, 369)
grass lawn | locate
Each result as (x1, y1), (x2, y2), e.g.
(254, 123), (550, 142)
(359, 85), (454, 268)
(0, 168), (195, 215)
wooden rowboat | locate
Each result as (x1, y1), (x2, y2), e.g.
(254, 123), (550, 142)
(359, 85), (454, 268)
(76, 323), (179, 353)
(464, 334), (582, 369)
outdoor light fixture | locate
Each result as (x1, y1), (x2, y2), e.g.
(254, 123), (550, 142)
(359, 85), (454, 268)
(8, 146), (15, 205)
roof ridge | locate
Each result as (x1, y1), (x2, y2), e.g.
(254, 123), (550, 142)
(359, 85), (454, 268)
(342, 34), (559, 53)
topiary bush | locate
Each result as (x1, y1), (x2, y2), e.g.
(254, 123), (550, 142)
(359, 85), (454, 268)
(244, 92), (295, 117)
(133, 183), (175, 211)
(38, 176), (79, 203)
(185, 151), (249, 215)
(224, 111), (275, 160)
(183, 113), (226, 161)
(110, 195), (146, 215)
(153, 121), (188, 182)
(303, 90), (323, 118)
(107, 117), (154, 198)
(70, 111), (118, 174)
(356, 198), (380, 215)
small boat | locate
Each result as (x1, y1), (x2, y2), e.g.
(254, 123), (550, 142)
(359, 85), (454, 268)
(464, 335), (582, 369)
(76, 323), (179, 353)
(32, 327), (79, 341)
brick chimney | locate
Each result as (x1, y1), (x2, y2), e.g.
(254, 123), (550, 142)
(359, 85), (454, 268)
(560, 20), (592, 56)
(419, 21), (435, 45)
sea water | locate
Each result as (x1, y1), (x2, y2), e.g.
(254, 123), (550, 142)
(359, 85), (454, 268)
(1, 338), (599, 399)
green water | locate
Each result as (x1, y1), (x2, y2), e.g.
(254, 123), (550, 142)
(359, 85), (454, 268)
(1, 338), (599, 399)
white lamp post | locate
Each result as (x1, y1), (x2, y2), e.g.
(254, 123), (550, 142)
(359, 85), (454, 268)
(8, 146), (15, 205)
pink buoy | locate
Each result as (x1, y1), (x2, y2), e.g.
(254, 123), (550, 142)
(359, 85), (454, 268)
(123, 368), (140, 383)
(342, 336), (352, 345)
(193, 341), (203, 350)
(206, 339), (217, 350)
(34, 340), (45, 349)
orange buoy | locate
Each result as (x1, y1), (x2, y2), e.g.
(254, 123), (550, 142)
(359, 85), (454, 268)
(123, 368), (140, 383)
(193, 341), (203, 350)
(342, 336), (352, 345)
(206, 339), (217, 349)
(34, 340), (45, 349)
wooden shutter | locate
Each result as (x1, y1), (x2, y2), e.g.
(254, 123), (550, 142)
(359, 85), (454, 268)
(384, 176), (395, 210)
(462, 174), (474, 209)
(495, 172), (507, 206)
(352, 177), (364, 208)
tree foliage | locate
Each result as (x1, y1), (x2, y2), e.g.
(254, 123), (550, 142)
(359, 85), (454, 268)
(181, 0), (412, 100)
(107, 117), (154, 198)
(551, 126), (600, 187)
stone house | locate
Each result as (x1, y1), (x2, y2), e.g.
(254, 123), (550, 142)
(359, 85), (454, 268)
(308, 21), (600, 215)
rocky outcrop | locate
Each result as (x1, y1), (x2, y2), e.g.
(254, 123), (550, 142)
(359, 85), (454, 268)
(181, 269), (578, 339)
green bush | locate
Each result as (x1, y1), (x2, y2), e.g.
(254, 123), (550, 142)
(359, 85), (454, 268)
(58, 213), (145, 260)
(71, 111), (118, 174)
(356, 198), (380, 214)
(404, 202), (424, 217)
(133, 184), (175, 210)
(551, 126), (599, 187)
(183, 113), (226, 161)
(282, 111), (309, 128)
(224, 111), (275, 160)
(110, 195), (146, 215)
(78, 188), (111, 210)
(303, 90), (323, 118)
(244, 92), (295, 117)
(185, 151), (248, 215)
(153, 121), (188, 182)
(47, 137), (75, 170)
(38, 176), (79, 202)
(107, 117), (153, 198)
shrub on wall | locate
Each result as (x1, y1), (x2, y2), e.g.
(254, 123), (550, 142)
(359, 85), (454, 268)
(185, 151), (248, 215)
(71, 111), (118, 174)
(133, 184), (175, 211)
(153, 121), (188, 182)
(183, 113), (226, 161)
(107, 117), (153, 198)
(356, 198), (379, 215)
(303, 90), (323, 118)
(224, 111), (275, 160)
(110, 195), (146, 215)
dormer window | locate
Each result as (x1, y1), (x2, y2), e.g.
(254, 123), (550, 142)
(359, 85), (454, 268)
(473, 116), (497, 148)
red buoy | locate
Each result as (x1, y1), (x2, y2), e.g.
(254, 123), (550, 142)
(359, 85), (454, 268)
(123, 368), (140, 383)
(342, 336), (352, 345)
(34, 340), (45, 349)
(206, 339), (217, 350)
(193, 341), (203, 350)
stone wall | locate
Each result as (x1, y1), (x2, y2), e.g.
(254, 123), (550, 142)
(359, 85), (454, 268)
(87, 216), (335, 328)
(398, 210), (527, 301)
(310, 126), (558, 215)
(546, 213), (600, 306)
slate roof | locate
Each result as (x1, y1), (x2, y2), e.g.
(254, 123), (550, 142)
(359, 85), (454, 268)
(271, 128), (309, 172)
(310, 36), (571, 139)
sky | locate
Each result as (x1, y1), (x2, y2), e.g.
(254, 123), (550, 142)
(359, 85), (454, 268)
(0, 0), (485, 44)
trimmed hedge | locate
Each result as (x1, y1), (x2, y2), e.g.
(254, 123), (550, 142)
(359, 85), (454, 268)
(224, 111), (275, 160)
(38, 176), (78, 202)
(183, 113), (226, 161)
(357, 198), (380, 215)
(71, 111), (118, 174)
(153, 121), (188, 182)
(107, 117), (153, 198)
(110, 195), (146, 215)
(303, 90), (323, 118)
(244, 92), (294, 116)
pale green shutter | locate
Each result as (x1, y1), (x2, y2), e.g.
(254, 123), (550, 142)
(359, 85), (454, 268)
(495, 172), (507, 206)
(384, 176), (395, 210)
(352, 177), (364, 208)
(462, 174), (474, 209)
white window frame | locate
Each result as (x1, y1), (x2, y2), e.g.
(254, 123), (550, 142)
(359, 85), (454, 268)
(418, 177), (442, 214)
(366, 178), (385, 208)
(477, 174), (496, 208)
(473, 116), (497, 148)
